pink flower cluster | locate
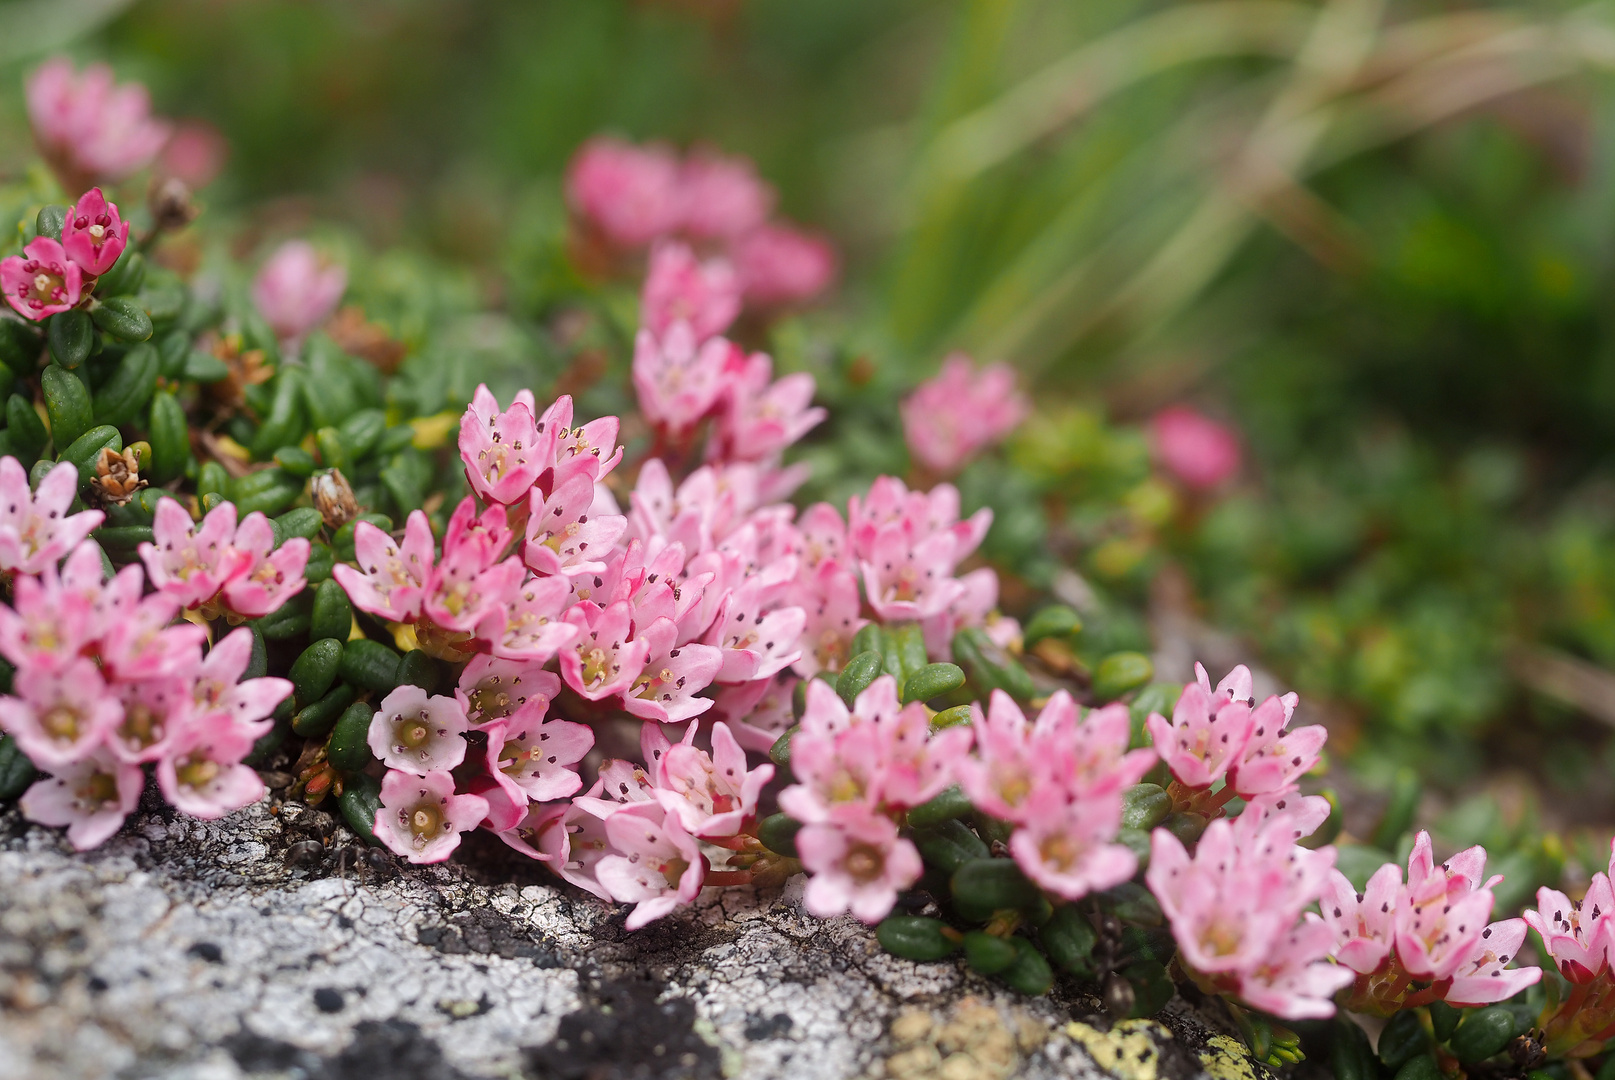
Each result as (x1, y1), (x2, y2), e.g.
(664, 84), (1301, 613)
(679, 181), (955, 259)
(512, 719), (776, 929)
(1326, 832), (1541, 1014)
(1146, 662), (1327, 807)
(781, 677), (968, 921)
(632, 242), (827, 470)
(957, 691), (1154, 900)
(3, 188), (130, 321)
(566, 137), (835, 307)
(1148, 795), (1352, 1020)
(139, 498), (311, 619)
(0, 515), (292, 848)
(326, 336), (1003, 927)
(26, 58), (172, 191)
(252, 240), (348, 349)
(901, 353), (1028, 476)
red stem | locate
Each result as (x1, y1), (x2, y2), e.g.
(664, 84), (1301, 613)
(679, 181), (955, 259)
(704, 870), (754, 887)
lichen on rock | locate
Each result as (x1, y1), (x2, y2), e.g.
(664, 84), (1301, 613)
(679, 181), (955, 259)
(0, 799), (1251, 1079)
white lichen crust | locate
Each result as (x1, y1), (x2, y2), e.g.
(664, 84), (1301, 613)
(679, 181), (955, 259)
(0, 797), (1253, 1080)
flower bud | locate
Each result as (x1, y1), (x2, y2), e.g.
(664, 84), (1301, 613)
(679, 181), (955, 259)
(148, 177), (199, 233)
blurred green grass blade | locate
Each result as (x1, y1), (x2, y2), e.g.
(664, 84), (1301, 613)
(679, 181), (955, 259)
(918, 0), (1313, 193)
(0, 0), (137, 64)
(887, 0), (1024, 352)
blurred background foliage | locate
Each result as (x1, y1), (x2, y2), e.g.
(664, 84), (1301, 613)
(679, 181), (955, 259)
(7, 0), (1615, 814)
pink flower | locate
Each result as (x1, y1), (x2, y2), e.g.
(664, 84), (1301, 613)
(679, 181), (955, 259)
(155, 723), (264, 819)
(789, 562), (865, 679)
(528, 796), (616, 899)
(565, 137), (684, 248)
(60, 188), (130, 276)
(3, 236), (84, 321)
(632, 323), (734, 438)
(334, 501), (524, 633)
(1325, 832), (1541, 1012)
(860, 526), (965, 623)
(26, 58), (172, 188)
(1445, 920), (1538, 1008)
(1227, 690), (1325, 798)
(732, 222), (837, 306)
(1197, 661), (1254, 704)
(1396, 835), (1535, 1002)
(187, 626), (291, 736)
(0, 459), (104, 575)
(456, 654), (562, 729)
(641, 241), (740, 341)
(901, 355), (1028, 475)
(460, 384), (547, 506)
(368, 685), (469, 776)
(779, 717), (887, 824)
(921, 565), (1002, 660)
(1321, 862), (1402, 975)
(558, 601), (650, 701)
(525, 471), (627, 578)
(420, 499), (525, 633)
(220, 512), (310, 618)
(1147, 804), (1350, 1020)
(1524, 870), (1615, 984)
(846, 477), (990, 567)
(374, 769), (489, 864)
(0, 659), (121, 769)
(138, 499), (251, 610)
(622, 618), (723, 724)
(252, 240), (346, 348)
(476, 574), (578, 663)
(483, 704), (593, 805)
(95, 561), (204, 682)
(1151, 405), (1241, 490)
(956, 692), (1155, 826)
(19, 745), (144, 851)
(332, 510), (434, 622)
(653, 721), (774, 838)
(594, 801), (708, 929)
(0, 546), (101, 673)
(541, 394), (625, 487)
(709, 351), (824, 465)
(678, 149), (774, 239)
(797, 804), (922, 924)
(1145, 680), (1254, 789)
(108, 676), (193, 763)
(704, 578), (805, 683)
(1008, 791), (1137, 900)
(781, 676), (968, 822)
(710, 674), (796, 754)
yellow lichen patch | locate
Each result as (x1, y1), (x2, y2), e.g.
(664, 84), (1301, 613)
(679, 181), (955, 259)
(887, 998), (1046, 1080)
(409, 410), (459, 450)
(1064, 1019), (1171, 1080)
(1199, 1033), (1263, 1080)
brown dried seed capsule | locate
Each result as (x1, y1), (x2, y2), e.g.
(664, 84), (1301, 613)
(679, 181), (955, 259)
(1508, 1032), (1546, 1071)
(92, 446), (147, 504)
(313, 468), (360, 529)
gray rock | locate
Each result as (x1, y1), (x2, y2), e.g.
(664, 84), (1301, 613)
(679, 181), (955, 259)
(0, 793), (1262, 1079)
